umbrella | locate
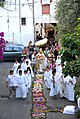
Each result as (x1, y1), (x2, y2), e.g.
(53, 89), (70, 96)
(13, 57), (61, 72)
(35, 38), (48, 46)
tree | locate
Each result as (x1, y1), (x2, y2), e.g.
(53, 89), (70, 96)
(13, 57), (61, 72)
(0, 0), (5, 7)
(56, 0), (80, 38)
(59, 19), (80, 77)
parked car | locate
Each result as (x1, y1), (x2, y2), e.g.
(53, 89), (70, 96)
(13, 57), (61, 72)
(3, 44), (24, 61)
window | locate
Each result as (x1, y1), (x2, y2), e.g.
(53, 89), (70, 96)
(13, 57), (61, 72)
(5, 47), (12, 52)
(42, 0), (50, 5)
(0, 0), (5, 2)
(21, 18), (26, 25)
(42, 5), (50, 14)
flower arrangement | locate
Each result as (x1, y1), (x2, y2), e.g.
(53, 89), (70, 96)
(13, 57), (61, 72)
(31, 73), (64, 119)
(0, 32), (7, 62)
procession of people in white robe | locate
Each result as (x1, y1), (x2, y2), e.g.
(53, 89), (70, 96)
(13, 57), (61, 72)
(6, 58), (34, 100)
(44, 55), (77, 102)
(6, 48), (77, 102)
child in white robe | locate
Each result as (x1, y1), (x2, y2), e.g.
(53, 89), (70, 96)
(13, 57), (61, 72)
(12, 59), (20, 75)
(16, 70), (27, 99)
(21, 59), (26, 71)
(64, 75), (76, 101)
(44, 67), (52, 89)
(27, 67), (34, 89)
(6, 69), (18, 98)
(49, 69), (60, 98)
(24, 70), (29, 96)
(16, 65), (24, 76)
(59, 73), (66, 98)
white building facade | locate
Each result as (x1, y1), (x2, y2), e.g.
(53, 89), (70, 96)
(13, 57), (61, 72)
(0, 0), (59, 46)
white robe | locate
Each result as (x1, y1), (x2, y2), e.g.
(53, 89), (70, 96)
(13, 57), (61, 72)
(49, 78), (57, 97)
(6, 74), (18, 87)
(44, 70), (52, 89)
(59, 73), (66, 97)
(24, 74), (29, 94)
(27, 71), (34, 89)
(49, 72), (61, 96)
(56, 55), (61, 65)
(21, 62), (26, 71)
(56, 64), (62, 74)
(25, 58), (31, 65)
(16, 74), (27, 99)
(64, 75), (76, 101)
(12, 62), (20, 75)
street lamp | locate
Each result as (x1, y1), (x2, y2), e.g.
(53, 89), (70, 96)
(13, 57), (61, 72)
(19, 0), (21, 43)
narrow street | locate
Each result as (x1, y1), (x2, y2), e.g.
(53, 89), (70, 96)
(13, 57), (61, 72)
(0, 62), (77, 119)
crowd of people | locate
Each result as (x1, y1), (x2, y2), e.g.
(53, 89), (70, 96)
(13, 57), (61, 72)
(5, 40), (76, 102)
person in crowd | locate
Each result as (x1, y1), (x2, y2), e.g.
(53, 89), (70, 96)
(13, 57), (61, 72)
(56, 55), (61, 65)
(49, 69), (58, 98)
(26, 67), (34, 89)
(48, 49), (55, 67)
(54, 43), (59, 61)
(12, 59), (20, 75)
(64, 75), (76, 101)
(44, 66), (52, 89)
(16, 70), (27, 100)
(44, 54), (49, 68)
(21, 47), (28, 62)
(59, 73), (66, 98)
(21, 59), (26, 71)
(36, 48), (45, 73)
(24, 70), (29, 96)
(44, 46), (50, 56)
(49, 60), (56, 71)
(25, 56), (31, 66)
(16, 65), (24, 75)
(6, 69), (18, 98)
(32, 50), (37, 72)
(25, 60), (33, 73)
(22, 47), (28, 54)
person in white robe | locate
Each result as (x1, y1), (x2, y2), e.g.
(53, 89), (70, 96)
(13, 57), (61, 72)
(6, 69), (18, 98)
(21, 59), (26, 71)
(25, 56), (31, 65)
(49, 69), (61, 97)
(25, 60), (33, 71)
(16, 70), (27, 99)
(16, 65), (24, 76)
(49, 69), (57, 98)
(44, 67), (52, 89)
(31, 51), (37, 72)
(12, 59), (20, 75)
(56, 55), (61, 65)
(44, 55), (48, 68)
(64, 75), (76, 101)
(59, 73), (66, 98)
(53, 63), (63, 95)
(55, 55), (61, 72)
(26, 67), (34, 89)
(24, 70), (29, 95)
